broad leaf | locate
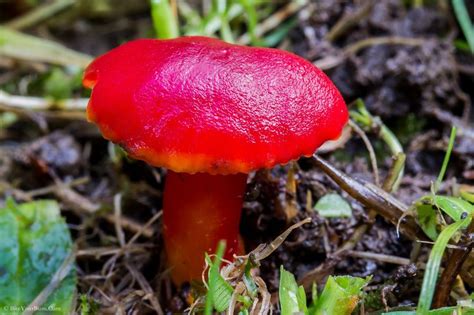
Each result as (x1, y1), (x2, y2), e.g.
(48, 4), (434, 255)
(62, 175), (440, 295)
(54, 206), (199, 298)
(0, 199), (76, 314)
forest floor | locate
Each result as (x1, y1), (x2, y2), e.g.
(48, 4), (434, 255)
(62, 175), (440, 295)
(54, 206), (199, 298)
(0, 0), (473, 313)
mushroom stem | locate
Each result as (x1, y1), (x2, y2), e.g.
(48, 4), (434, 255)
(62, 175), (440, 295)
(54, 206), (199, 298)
(163, 171), (247, 284)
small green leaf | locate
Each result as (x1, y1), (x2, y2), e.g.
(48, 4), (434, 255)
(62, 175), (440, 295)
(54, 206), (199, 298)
(211, 272), (233, 312)
(460, 186), (474, 203)
(80, 294), (99, 315)
(205, 241), (233, 313)
(434, 196), (474, 223)
(297, 285), (307, 312)
(0, 199), (76, 314)
(0, 112), (18, 129)
(279, 266), (308, 315)
(314, 193), (352, 218)
(243, 260), (258, 298)
(416, 203), (439, 240)
(416, 195), (474, 240)
(312, 276), (370, 315)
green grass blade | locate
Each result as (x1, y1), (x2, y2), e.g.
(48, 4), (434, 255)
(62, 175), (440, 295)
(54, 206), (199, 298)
(452, 0), (474, 53)
(279, 266), (308, 315)
(434, 126), (457, 192)
(416, 217), (470, 314)
(215, 0), (235, 43)
(0, 26), (92, 67)
(150, 0), (179, 39)
(239, 0), (258, 44)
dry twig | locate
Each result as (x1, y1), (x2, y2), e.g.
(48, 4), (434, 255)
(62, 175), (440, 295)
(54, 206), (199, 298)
(315, 36), (427, 70)
(0, 90), (88, 111)
(5, 0), (75, 30)
(237, 0), (307, 45)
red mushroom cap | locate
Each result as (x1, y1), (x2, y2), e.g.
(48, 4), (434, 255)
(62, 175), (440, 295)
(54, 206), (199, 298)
(84, 36), (348, 174)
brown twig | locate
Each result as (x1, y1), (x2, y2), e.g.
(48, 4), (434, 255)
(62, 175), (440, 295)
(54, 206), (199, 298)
(5, 0), (75, 30)
(312, 155), (427, 241)
(348, 119), (380, 186)
(426, 107), (474, 140)
(347, 250), (412, 265)
(76, 245), (151, 258)
(432, 219), (474, 308)
(382, 153), (406, 192)
(299, 224), (368, 289)
(325, 0), (374, 42)
(237, 0), (307, 45)
(0, 90), (88, 111)
(114, 194), (126, 248)
(4, 175), (156, 238)
(315, 36), (427, 70)
(126, 263), (164, 315)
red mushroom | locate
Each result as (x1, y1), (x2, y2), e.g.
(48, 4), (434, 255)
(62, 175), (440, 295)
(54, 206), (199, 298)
(83, 36), (348, 284)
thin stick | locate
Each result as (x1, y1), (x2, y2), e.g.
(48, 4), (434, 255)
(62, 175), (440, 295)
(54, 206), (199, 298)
(126, 263), (164, 315)
(382, 153), (406, 192)
(5, 0), (75, 30)
(314, 36), (426, 70)
(348, 119), (380, 186)
(104, 213), (155, 239)
(0, 90), (88, 111)
(253, 217), (311, 262)
(114, 194), (126, 248)
(0, 26), (92, 67)
(24, 176), (89, 198)
(126, 210), (162, 246)
(347, 250), (411, 265)
(41, 179), (154, 238)
(325, 0), (374, 42)
(345, 36), (426, 55)
(237, 0), (307, 45)
(312, 155), (426, 241)
(76, 245), (150, 258)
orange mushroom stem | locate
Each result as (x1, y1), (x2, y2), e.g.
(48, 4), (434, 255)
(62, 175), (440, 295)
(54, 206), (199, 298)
(163, 171), (247, 284)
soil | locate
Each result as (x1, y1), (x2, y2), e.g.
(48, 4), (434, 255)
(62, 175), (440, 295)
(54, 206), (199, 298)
(0, 0), (473, 313)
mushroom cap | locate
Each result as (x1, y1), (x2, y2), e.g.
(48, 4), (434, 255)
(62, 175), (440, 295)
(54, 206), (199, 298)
(84, 36), (348, 174)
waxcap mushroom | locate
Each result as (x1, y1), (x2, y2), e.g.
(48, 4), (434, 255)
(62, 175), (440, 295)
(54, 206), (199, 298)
(84, 36), (349, 284)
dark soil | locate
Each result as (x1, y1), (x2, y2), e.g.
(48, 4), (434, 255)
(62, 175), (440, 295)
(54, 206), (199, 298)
(0, 0), (473, 313)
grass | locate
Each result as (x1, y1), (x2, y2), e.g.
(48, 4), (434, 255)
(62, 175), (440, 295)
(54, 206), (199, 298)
(150, 0), (179, 39)
(416, 218), (470, 313)
(452, 0), (474, 53)
(433, 127), (457, 193)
